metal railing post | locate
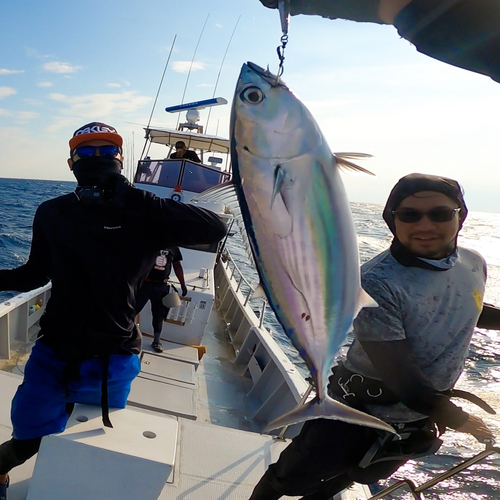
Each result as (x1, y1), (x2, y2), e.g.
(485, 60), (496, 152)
(367, 443), (500, 499)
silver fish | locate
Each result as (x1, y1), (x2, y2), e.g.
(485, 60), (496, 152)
(230, 62), (395, 434)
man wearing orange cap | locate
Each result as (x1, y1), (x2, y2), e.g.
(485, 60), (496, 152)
(0, 121), (227, 498)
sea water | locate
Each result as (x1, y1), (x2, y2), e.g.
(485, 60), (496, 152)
(1, 177), (499, 498)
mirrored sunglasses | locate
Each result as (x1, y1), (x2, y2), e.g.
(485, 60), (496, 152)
(392, 207), (461, 224)
(73, 145), (121, 158)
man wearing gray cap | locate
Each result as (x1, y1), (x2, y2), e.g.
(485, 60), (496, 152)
(250, 173), (498, 500)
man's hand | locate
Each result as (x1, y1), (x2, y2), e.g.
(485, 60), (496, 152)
(455, 414), (495, 443)
(181, 284), (188, 297)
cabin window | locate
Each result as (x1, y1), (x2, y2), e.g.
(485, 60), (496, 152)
(134, 160), (182, 187)
(181, 162), (224, 193)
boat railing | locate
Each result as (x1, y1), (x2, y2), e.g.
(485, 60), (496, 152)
(368, 441), (500, 499)
(218, 248), (267, 326)
(0, 284), (51, 363)
(215, 248), (310, 437)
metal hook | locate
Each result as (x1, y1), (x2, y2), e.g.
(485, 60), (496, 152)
(276, 0), (290, 81)
(276, 34), (288, 78)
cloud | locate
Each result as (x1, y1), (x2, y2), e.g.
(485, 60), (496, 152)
(24, 98), (45, 106)
(0, 109), (11, 116)
(107, 83), (121, 88)
(38, 81), (53, 87)
(46, 91), (152, 129)
(0, 69), (24, 75)
(17, 111), (39, 121)
(172, 61), (206, 74)
(0, 87), (17, 99)
(43, 62), (81, 74)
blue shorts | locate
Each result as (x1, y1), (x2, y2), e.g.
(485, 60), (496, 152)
(11, 342), (141, 440)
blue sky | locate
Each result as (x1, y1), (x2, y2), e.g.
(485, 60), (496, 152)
(1, 0), (499, 212)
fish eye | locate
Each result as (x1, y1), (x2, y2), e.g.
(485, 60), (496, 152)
(240, 87), (264, 104)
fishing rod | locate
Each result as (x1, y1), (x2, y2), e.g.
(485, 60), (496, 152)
(175, 13), (210, 130)
(138, 34), (177, 162)
(205, 15), (241, 135)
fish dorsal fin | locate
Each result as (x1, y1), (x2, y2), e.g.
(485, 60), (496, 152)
(190, 181), (255, 267)
(334, 152), (376, 176)
(354, 288), (378, 318)
(190, 180), (237, 204)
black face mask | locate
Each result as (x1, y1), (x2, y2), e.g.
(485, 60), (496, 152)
(72, 157), (123, 188)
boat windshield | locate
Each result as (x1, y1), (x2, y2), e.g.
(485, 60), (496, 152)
(134, 158), (230, 193)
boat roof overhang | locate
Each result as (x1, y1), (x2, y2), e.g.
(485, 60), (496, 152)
(145, 127), (230, 155)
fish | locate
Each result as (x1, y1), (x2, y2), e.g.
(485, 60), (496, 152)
(195, 62), (395, 435)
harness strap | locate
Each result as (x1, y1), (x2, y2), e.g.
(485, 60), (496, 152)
(101, 356), (113, 428)
(446, 389), (496, 415)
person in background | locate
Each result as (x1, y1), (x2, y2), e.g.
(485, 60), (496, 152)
(0, 122), (226, 500)
(249, 173), (498, 500)
(136, 247), (188, 353)
(169, 140), (202, 163)
(258, 0), (500, 83)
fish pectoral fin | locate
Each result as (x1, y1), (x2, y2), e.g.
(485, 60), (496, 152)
(334, 153), (376, 176)
(263, 396), (397, 434)
(250, 283), (267, 300)
(271, 164), (286, 210)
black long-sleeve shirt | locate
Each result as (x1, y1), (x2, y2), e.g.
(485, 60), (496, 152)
(0, 176), (227, 362)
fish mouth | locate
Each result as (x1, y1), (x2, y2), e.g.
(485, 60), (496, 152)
(242, 144), (306, 162)
(245, 61), (286, 88)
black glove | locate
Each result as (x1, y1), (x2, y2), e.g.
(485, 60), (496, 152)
(258, 0), (386, 24)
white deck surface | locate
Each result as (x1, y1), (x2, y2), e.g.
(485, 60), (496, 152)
(0, 337), (370, 499)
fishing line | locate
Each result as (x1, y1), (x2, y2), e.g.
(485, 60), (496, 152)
(139, 34), (177, 161)
(205, 15), (241, 135)
(175, 13), (211, 130)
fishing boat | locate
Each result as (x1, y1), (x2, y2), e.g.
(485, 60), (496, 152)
(0, 100), (497, 500)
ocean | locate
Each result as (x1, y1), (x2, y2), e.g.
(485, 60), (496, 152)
(1, 177), (499, 499)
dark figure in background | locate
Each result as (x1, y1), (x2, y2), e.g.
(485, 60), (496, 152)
(136, 247), (188, 353)
(259, 0), (500, 83)
(169, 141), (201, 163)
(0, 122), (226, 500)
(250, 174), (499, 500)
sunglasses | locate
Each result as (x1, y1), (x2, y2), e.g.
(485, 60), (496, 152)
(392, 207), (461, 224)
(73, 145), (122, 159)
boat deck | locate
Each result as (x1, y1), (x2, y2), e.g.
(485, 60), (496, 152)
(0, 315), (370, 499)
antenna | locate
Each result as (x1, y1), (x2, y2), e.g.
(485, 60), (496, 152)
(166, 98), (228, 132)
(176, 13), (210, 129)
(139, 35), (177, 161)
(206, 15), (241, 134)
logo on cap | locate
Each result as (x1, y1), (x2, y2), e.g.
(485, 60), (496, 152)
(74, 124), (118, 137)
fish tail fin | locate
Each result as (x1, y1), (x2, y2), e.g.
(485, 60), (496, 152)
(263, 396), (397, 434)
